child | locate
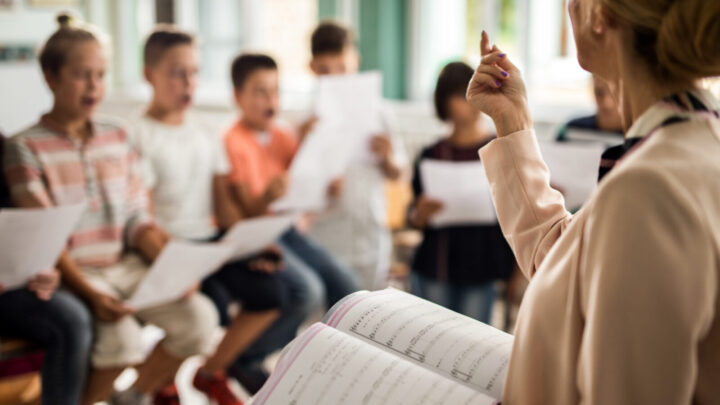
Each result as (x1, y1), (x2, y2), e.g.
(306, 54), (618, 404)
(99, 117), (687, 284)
(408, 62), (515, 323)
(224, 53), (359, 309)
(131, 26), (292, 403)
(1, 133), (92, 405)
(306, 21), (408, 290)
(556, 74), (623, 141)
(2, 15), (218, 405)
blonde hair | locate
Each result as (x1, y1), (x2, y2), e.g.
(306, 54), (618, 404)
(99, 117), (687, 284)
(599, 0), (720, 83)
(39, 12), (101, 75)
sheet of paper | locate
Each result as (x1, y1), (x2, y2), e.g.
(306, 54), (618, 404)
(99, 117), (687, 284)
(251, 323), (499, 405)
(271, 72), (384, 212)
(538, 141), (606, 209)
(221, 214), (296, 260)
(0, 204), (85, 290)
(420, 159), (497, 227)
(126, 241), (234, 310)
(563, 128), (624, 146)
(324, 289), (513, 400)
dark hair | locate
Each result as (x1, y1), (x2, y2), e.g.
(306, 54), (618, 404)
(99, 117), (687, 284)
(143, 25), (195, 66)
(39, 12), (99, 76)
(434, 62), (474, 121)
(311, 21), (354, 57)
(230, 53), (277, 89)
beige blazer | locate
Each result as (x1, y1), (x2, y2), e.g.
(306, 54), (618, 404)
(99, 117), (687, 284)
(480, 118), (720, 404)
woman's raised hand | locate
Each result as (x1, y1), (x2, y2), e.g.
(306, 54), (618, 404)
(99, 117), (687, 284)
(466, 31), (532, 137)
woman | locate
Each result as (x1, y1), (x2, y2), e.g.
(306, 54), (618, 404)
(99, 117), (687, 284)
(467, 0), (720, 403)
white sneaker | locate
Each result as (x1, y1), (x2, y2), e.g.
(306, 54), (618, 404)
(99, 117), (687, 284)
(108, 388), (152, 405)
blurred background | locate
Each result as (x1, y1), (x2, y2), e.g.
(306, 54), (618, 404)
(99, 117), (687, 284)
(0, 0), (594, 138)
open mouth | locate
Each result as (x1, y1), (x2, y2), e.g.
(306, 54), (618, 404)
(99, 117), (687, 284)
(181, 94), (192, 106)
(264, 108), (276, 118)
(81, 96), (97, 108)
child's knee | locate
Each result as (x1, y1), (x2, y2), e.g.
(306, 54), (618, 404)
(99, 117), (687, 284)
(91, 317), (145, 368)
(157, 294), (219, 358)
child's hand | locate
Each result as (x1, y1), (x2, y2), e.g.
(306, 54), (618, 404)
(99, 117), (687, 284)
(466, 31), (532, 137)
(249, 245), (284, 274)
(411, 196), (444, 228)
(327, 177), (344, 199)
(28, 270), (60, 301)
(298, 116), (318, 143)
(0, 283), (5, 295)
(370, 134), (393, 164)
(264, 175), (288, 202)
(91, 292), (135, 322)
(181, 283), (200, 300)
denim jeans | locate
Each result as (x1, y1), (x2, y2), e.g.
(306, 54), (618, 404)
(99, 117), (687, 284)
(277, 226), (360, 308)
(411, 273), (497, 324)
(230, 226), (360, 368)
(0, 288), (93, 405)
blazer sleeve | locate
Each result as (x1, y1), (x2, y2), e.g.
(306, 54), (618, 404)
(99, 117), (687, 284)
(479, 129), (572, 278)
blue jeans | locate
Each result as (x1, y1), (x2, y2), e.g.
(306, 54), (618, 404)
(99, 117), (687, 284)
(231, 227), (359, 367)
(411, 273), (497, 324)
(0, 289), (93, 405)
(277, 226), (360, 307)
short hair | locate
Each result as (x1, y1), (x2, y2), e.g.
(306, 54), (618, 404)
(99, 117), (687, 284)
(311, 21), (354, 57)
(39, 12), (100, 76)
(230, 53), (277, 90)
(143, 25), (195, 66)
(434, 62), (474, 121)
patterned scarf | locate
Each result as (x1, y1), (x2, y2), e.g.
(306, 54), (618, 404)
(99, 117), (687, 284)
(598, 89), (720, 182)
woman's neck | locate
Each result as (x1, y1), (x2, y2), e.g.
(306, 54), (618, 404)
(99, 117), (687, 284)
(45, 105), (90, 142)
(450, 119), (488, 146)
(615, 53), (699, 133)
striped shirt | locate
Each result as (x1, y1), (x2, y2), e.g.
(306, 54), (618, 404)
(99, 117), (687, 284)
(2, 115), (153, 269)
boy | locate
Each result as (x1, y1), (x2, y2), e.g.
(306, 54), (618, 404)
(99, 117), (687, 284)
(306, 21), (408, 290)
(131, 26), (292, 403)
(224, 53), (359, 312)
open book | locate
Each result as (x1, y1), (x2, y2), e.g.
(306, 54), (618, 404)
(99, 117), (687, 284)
(250, 288), (513, 405)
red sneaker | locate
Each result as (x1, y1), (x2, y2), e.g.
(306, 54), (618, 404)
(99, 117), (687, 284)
(153, 383), (180, 405)
(193, 370), (244, 405)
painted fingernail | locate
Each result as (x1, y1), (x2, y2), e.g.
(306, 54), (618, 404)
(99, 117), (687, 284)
(501, 71), (509, 77)
(495, 80), (502, 87)
(499, 53), (506, 58)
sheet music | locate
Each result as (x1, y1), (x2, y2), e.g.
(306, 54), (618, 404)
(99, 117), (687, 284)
(538, 141), (606, 209)
(221, 214), (296, 260)
(271, 72), (384, 212)
(323, 289), (513, 399)
(0, 204), (85, 290)
(251, 323), (499, 405)
(126, 241), (234, 310)
(420, 160), (497, 226)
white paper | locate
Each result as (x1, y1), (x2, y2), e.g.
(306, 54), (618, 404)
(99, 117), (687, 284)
(324, 289), (513, 400)
(271, 72), (384, 212)
(0, 204), (85, 290)
(126, 240), (234, 310)
(251, 323), (499, 405)
(420, 159), (497, 227)
(538, 141), (606, 209)
(563, 128), (623, 146)
(220, 214), (296, 260)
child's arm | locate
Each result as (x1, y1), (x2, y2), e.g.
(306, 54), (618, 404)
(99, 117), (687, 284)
(213, 174), (244, 229)
(370, 134), (405, 180)
(230, 176), (287, 218)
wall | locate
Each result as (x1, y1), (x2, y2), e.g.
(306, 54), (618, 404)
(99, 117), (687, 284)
(0, 2), (83, 135)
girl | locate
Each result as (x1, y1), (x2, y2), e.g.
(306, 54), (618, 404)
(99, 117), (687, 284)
(3, 14), (218, 405)
(408, 62), (515, 323)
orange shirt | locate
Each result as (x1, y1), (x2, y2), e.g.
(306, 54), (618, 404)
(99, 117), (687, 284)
(224, 121), (299, 197)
